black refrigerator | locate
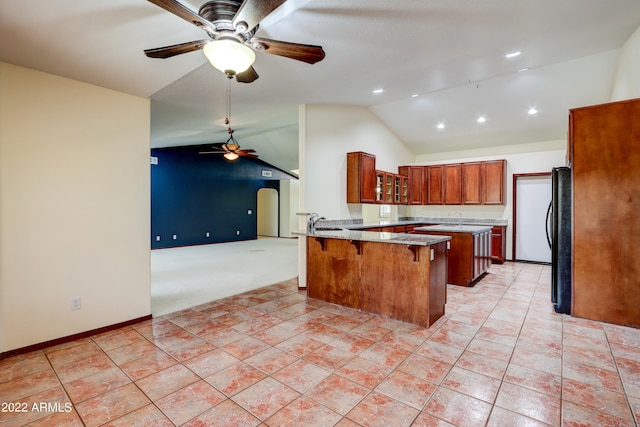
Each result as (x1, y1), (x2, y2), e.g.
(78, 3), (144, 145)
(546, 166), (572, 314)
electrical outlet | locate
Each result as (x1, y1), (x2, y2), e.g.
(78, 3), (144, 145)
(172, 234), (177, 240)
(206, 232), (210, 237)
(236, 230), (240, 235)
(247, 209), (252, 215)
(71, 297), (81, 311)
(156, 236), (161, 241)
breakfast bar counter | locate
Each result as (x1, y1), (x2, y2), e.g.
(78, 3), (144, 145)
(297, 229), (451, 327)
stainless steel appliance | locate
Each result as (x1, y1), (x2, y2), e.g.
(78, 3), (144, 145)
(546, 166), (572, 314)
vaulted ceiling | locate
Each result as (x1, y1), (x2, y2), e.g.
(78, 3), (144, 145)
(1, 0), (639, 172)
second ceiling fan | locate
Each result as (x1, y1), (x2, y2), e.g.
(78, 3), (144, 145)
(144, 0), (326, 83)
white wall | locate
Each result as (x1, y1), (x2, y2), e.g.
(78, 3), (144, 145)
(611, 25), (640, 101)
(0, 63), (151, 352)
(300, 105), (415, 220)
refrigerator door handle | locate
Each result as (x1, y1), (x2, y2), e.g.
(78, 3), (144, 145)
(545, 201), (552, 249)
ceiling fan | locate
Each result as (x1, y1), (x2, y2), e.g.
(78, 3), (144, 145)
(199, 77), (258, 160)
(144, 0), (326, 82)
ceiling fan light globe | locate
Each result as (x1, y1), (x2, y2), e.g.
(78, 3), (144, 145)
(204, 40), (255, 75)
(223, 152), (240, 161)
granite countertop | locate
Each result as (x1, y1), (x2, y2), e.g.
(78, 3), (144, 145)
(414, 224), (493, 234)
(322, 217), (508, 230)
(293, 229), (451, 246)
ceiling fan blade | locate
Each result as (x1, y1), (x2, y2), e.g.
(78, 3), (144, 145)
(232, 0), (287, 33)
(147, 0), (216, 33)
(250, 37), (325, 64)
(144, 40), (209, 59)
(199, 150), (226, 154)
(238, 151), (259, 158)
(235, 66), (259, 83)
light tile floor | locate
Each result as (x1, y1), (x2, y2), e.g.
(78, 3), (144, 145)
(1, 262), (639, 426)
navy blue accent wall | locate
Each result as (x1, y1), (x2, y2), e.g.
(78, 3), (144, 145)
(151, 144), (296, 249)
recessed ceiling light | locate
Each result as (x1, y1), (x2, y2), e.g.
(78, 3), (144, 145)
(528, 107), (538, 115)
(505, 51), (522, 58)
(437, 122), (445, 129)
(477, 116), (486, 123)
(373, 88), (384, 94)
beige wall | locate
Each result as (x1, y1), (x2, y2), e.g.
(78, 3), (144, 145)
(0, 63), (151, 352)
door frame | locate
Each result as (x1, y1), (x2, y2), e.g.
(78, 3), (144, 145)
(512, 172), (552, 262)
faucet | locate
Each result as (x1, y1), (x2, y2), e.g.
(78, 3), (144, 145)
(455, 211), (463, 228)
(307, 213), (325, 233)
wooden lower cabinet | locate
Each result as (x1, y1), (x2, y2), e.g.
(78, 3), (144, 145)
(490, 226), (506, 264)
(473, 231), (491, 279)
(414, 229), (491, 287)
(306, 236), (447, 327)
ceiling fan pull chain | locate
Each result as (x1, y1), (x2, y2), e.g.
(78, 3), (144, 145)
(226, 76), (232, 129)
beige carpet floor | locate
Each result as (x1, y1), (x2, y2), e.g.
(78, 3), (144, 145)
(151, 237), (299, 317)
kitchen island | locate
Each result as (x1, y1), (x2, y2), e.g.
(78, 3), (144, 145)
(414, 224), (492, 287)
(299, 229), (451, 327)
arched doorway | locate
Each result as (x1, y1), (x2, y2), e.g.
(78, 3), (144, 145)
(257, 188), (278, 237)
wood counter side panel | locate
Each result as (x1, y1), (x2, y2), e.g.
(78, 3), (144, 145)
(429, 242), (448, 325)
(306, 237), (360, 308)
(415, 230), (474, 286)
(359, 242), (430, 327)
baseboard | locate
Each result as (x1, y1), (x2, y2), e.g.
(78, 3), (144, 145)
(0, 314), (152, 360)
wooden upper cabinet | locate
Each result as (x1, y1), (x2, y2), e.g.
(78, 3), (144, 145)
(347, 152), (377, 203)
(443, 164), (462, 204)
(482, 160), (506, 204)
(392, 174), (408, 204)
(375, 171), (384, 203)
(348, 153), (505, 206)
(384, 172), (394, 204)
(425, 166), (444, 204)
(398, 166), (424, 205)
(462, 162), (482, 204)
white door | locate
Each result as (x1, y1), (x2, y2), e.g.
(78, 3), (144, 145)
(257, 188), (278, 237)
(515, 175), (552, 263)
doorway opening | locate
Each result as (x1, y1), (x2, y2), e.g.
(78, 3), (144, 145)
(257, 187), (279, 237)
(512, 173), (552, 263)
